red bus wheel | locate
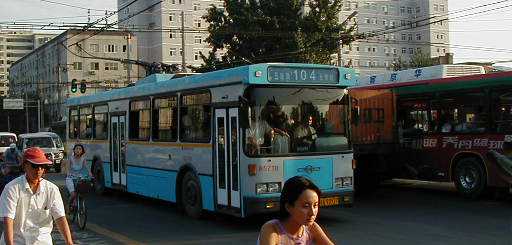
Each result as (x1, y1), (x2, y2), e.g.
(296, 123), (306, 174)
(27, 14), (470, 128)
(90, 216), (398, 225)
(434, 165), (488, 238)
(454, 158), (486, 199)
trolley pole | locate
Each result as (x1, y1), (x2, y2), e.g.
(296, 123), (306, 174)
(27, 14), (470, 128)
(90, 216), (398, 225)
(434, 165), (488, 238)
(338, 11), (358, 67)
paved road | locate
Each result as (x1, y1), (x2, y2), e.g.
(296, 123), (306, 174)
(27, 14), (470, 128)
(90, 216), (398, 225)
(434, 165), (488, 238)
(4, 174), (512, 244)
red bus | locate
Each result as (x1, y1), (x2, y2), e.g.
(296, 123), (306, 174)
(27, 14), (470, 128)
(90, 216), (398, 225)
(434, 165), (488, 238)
(350, 69), (512, 198)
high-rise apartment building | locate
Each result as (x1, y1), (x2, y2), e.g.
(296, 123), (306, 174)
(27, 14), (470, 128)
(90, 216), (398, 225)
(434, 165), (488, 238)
(0, 31), (56, 97)
(118, 0), (224, 70)
(338, 0), (450, 75)
(9, 29), (138, 126)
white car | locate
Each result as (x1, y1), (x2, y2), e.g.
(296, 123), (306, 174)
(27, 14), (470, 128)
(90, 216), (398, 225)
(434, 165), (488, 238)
(18, 132), (65, 172)
(0, 132), (17, 163)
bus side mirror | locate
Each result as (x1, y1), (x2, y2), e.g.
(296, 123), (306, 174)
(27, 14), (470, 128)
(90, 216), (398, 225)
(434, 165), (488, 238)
(239, 96), (249, 128)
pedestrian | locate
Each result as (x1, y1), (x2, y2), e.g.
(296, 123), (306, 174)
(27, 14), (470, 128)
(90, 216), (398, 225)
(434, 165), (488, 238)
(64, 144), (92, 210)
(257, 176), (334, 245)
(0, 147), (74, 245)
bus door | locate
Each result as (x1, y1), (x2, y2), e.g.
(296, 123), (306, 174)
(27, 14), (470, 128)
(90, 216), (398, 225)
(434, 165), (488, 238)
(110, 114), (127, 187)
(214, 108), (241, 211)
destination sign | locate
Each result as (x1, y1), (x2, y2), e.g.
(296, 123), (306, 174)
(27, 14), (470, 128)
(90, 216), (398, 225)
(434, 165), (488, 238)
(267, 67), (339, 84)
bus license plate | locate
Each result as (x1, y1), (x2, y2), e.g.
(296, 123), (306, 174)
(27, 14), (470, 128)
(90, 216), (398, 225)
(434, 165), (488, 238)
(319, 196), (340, 207)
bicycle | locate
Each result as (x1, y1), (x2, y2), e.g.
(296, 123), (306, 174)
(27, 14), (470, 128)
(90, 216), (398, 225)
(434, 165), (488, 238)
(67, 177), (93, 230)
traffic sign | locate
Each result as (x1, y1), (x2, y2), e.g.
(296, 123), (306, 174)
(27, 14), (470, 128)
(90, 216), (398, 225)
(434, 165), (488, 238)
(3, 99), (24, 109)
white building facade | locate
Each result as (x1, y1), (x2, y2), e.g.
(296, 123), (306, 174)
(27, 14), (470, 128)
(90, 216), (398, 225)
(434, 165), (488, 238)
(9, 29), (138, 126)
(118, 0), (224, 70)
(338, 0), (450, 75)
(0, 31), (56, 97)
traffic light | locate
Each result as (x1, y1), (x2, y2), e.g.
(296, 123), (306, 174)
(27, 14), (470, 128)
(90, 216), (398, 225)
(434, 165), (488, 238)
(71, 79), (77, 93)
(80, 80), (87, 93)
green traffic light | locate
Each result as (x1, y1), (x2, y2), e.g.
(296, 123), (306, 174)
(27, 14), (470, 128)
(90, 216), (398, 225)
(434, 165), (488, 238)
(71, 79), (78, 93)
(80, 81), (87, 93)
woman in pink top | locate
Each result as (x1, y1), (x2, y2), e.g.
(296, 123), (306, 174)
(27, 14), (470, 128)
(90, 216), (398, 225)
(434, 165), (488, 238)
(258, 176), (335, 245)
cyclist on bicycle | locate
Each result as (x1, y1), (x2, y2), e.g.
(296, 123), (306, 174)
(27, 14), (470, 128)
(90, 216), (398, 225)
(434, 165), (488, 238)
(65, 144), (92, 210)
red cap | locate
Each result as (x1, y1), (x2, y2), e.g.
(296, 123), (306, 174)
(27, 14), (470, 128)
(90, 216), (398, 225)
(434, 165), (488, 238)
(24, 147), (52, 165)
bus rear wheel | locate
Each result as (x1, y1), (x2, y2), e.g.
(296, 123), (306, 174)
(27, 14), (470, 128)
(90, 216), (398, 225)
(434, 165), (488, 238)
(181, 172), (202, 219)
(454, 158), (486, 199)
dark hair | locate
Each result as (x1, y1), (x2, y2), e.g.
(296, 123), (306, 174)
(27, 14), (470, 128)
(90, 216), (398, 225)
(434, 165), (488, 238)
(73, 144), (86, 157)
(279, 176), (321, 219)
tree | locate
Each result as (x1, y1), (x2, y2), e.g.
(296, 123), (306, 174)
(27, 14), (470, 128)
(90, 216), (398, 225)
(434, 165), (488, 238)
(194, 0), (356, 72)
(409, 51), (435, 68)
(392, 56), (409, 71)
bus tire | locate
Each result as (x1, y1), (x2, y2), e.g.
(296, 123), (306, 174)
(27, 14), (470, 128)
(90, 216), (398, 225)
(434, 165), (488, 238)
(454, 157), (486, 199)
(181, 172), (202, 219)
(94, 164), (106, 195)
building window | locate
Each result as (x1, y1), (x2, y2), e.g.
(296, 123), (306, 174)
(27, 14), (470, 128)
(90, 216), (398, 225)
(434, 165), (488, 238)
(193, 3), (200, 11)
(73, 62), (82, 70)
(407, 7), (412, 14)
(408, 34), (413, 41)
(180, 48), (183, 56)
(194, 51), (200, 61)
(434, 4), (438, 11)
(194, 36), (202, 44)
(365, 18), (370, 24)
(171, 0), (175, 4)
(401, 34), (406, 40)
(194, 19), (201, 28)
(402, 48), (407, 54)
(409, 48), (414, 54)
(440, 4), (445, 12)
(90, 62), (99, 71)
(90, 44), (99, 52)
(400, 6), (405, 14)
(401, 20), (406, 26)
(123, 45), (127, 52)
(415, 6), (420, 13)
(393, 48), (397, 54)
(416, 33), (422, 41)
(169, 13), (175, 22)
(105, 44), (116, 53)
(170, 48), (176, 56)
(104, 62), (118, 71)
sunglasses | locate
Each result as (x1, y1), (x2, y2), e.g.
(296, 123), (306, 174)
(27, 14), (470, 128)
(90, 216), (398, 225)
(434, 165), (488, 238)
(29, 163), (51, 170)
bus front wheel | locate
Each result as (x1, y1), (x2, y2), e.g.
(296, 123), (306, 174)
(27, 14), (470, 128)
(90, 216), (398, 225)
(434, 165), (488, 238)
(454, 158), (486, 199)
(181, 172), (202, 218)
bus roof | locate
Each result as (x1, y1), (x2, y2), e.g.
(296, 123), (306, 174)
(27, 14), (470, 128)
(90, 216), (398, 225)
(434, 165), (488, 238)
(67, 63), (357, 107)
(351, 71), (512, 95)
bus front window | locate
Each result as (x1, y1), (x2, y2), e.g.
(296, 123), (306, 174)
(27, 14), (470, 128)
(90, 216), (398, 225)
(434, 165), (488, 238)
(244, 87), (350, 156)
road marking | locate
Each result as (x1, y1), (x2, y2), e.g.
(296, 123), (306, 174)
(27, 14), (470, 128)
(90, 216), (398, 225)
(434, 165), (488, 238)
(86, 222), (146, 245)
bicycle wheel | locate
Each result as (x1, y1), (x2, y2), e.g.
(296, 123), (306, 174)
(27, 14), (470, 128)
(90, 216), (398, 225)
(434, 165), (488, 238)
(76, 195), (87, 230)
(67, 198), (76, 223)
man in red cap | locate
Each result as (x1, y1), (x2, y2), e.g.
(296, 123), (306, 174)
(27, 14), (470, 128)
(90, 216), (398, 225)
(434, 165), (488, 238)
(0, 147), (74, 245)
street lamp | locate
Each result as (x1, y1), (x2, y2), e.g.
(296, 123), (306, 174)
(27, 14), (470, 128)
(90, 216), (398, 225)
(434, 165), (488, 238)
(338, 11), (358, 67)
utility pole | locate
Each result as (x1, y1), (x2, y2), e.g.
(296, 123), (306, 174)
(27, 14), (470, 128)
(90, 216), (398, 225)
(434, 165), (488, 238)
(181, 11), (186, 72)
(38, 99), (41, 132)
(338, 11), (358, 67)
(127, 33), (131, 85)
(25, 82), (29, 133)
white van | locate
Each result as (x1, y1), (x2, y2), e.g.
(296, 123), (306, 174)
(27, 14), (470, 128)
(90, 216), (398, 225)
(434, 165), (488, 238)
(18, 132), (65, 172)
(0, 132), (17, 162)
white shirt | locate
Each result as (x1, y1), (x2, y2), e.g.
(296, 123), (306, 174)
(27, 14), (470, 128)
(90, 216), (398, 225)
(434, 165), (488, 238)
(0, 175), (66, 245)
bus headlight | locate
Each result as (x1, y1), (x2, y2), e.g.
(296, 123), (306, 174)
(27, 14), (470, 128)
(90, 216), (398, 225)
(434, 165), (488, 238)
(256, 182), (281, 195)
(335, 177), (353, 188)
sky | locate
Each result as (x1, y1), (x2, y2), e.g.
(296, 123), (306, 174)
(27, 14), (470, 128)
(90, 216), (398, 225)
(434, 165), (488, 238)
(0, 0), (511, 67)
